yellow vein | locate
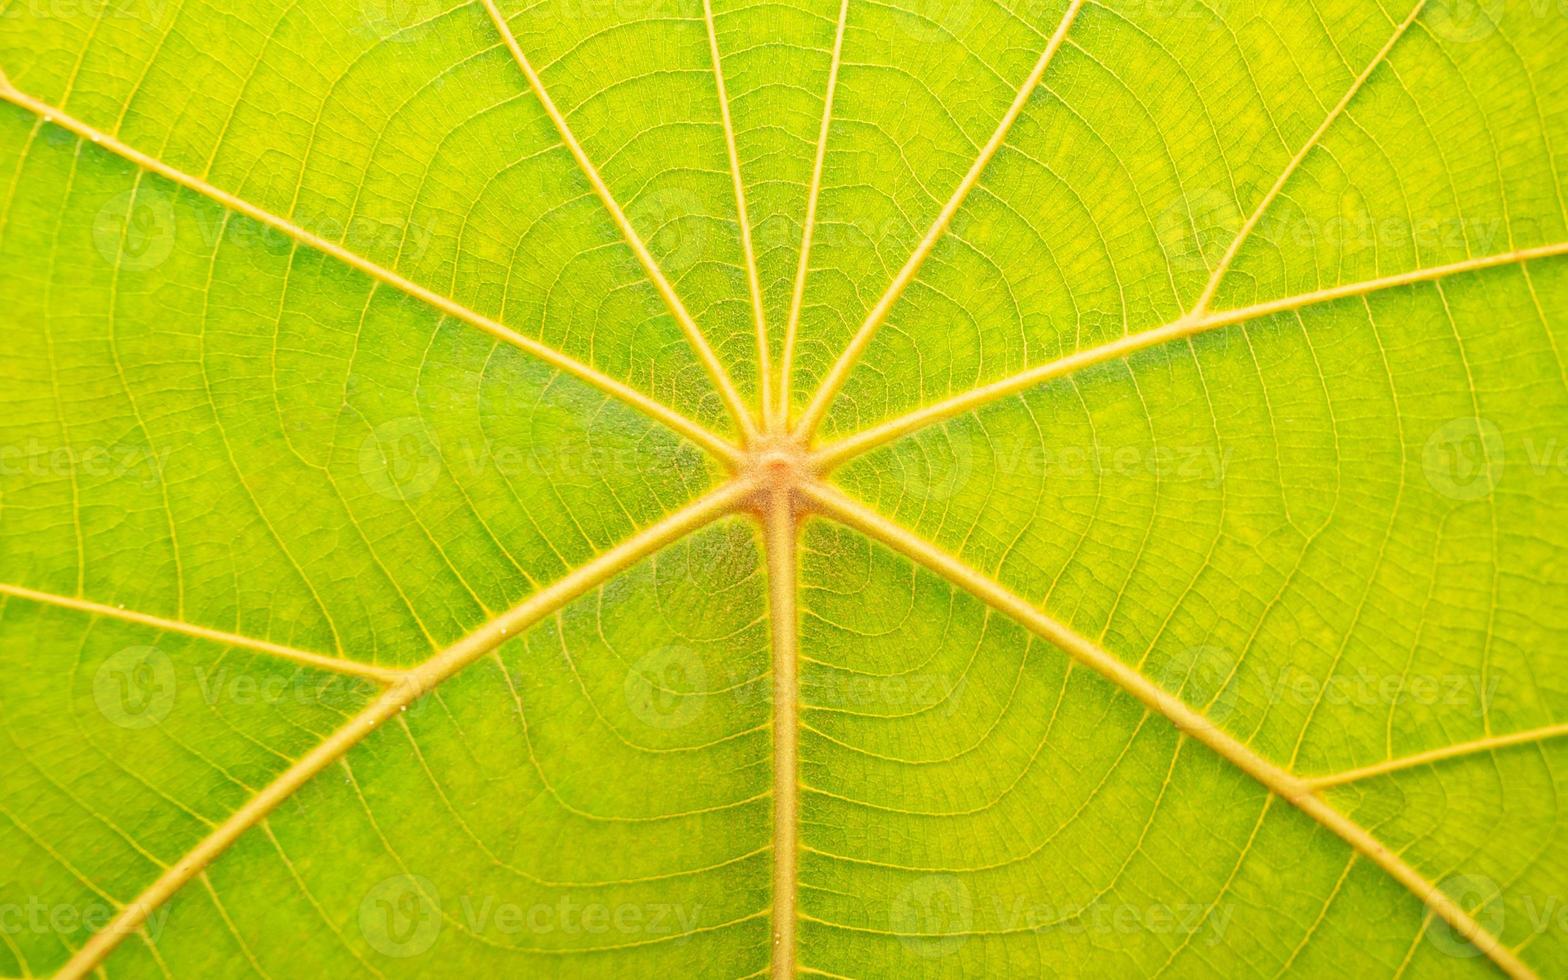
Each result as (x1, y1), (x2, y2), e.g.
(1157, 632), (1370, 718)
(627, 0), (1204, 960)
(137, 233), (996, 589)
(56, 481), (754, 979)
(1189, 0), (1429, 315)
(0, 77), (743, 468)
(703, 0), (773, 428)
(814, 240), (1568, 469)
(775, 0), (849, 432)
(0, 582), (402, 685)
(477, 0), (759, 441)
(1308, 721), (1568, 790)
(791, 0), (1086, 440)
(762, 489), (800, 979)
(803, 483), (1534, 980)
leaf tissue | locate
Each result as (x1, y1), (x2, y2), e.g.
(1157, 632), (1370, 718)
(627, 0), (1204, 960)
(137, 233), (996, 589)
(2, 0), (1567, 976)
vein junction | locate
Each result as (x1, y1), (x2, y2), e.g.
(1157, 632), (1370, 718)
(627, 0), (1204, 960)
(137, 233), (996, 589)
(3, 1), (1567, 975)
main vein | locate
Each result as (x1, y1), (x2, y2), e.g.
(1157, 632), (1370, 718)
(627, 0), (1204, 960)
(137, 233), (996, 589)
(762, 489), (801, 979)
(790, 0), (1086, 441)
(0, 77), (743, 468)
(56, 481), (755, 978)
(477, 0), (760, 442)
(803, 482), (1534, 979)
(813, 240), (1568, 469)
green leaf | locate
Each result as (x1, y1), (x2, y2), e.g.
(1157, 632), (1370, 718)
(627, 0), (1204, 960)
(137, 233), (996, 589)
(1, 0), (1566, 977)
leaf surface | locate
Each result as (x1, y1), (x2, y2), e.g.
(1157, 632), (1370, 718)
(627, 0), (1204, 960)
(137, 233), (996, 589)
(1, 0), (1566, 977)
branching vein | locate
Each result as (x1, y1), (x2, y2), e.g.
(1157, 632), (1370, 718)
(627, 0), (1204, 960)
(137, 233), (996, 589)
(790, 0), (1086, 440)
(813, 240), (1568, 469)
(1309, 721), (1568, 790)
(1190, 0), (1430, 316)
(6, 0), (1565, 974)
(703, 0), (773, 425)
(775, 0), (850, 432)
(55, 481), (755, 978)
(802, 482), (1536, 979)
(0, 583), (402, 685)
(477, 0), (760, 441)
(0, 76), (744, 467)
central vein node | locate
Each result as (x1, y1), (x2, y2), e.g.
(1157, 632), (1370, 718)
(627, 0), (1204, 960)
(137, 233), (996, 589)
(742, 435), (814, 513)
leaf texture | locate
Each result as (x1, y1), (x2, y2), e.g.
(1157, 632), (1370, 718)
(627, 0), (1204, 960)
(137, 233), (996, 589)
(1, 0), (1566, 977)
